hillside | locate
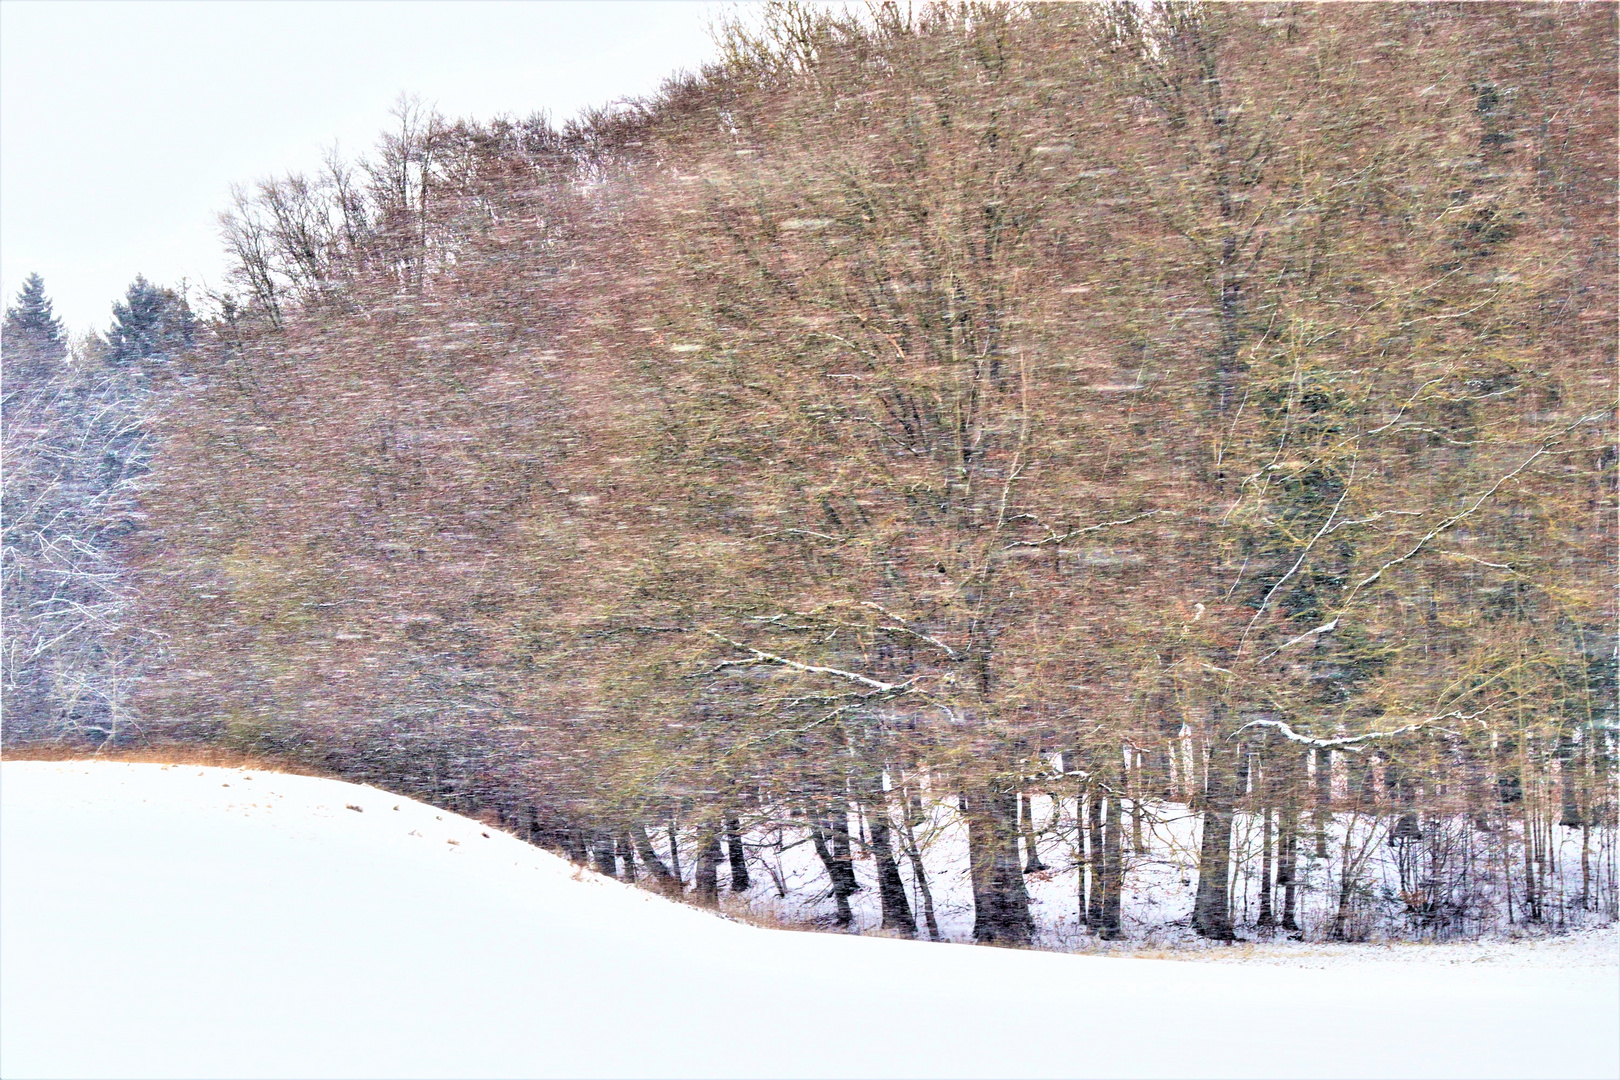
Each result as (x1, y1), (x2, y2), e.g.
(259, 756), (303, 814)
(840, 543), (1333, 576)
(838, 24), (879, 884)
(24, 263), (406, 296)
(2, 760), (1615, 1079)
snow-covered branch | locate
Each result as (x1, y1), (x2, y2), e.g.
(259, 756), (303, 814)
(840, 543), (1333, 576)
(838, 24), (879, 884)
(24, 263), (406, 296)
(698, 631), (917, 694)
(1239, 475), (1352, 655)
(1233, 708), (1490, 751)
(858, 602), (961, 660)
(1003, 509), (1174, 550)
(1258, 618), (1338, 663)
(1341, 413), (1605, 603)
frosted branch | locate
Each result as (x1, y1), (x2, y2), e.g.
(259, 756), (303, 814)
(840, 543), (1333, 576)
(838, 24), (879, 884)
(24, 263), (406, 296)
(1003, 509), (1174, 550)
(699, 631), (915, 693)
(1234, 708), (1490, 751)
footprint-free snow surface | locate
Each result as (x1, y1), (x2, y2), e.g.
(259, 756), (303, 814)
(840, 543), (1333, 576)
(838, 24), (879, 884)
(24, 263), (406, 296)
(2, 761), (1615, 1079)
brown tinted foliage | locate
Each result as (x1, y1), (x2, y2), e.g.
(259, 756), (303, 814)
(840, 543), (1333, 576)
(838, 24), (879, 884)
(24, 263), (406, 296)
(132, 2), (1616, 940)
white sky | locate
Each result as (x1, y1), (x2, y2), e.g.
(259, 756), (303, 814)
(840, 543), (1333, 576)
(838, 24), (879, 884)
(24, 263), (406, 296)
(0, 1), (730, 334)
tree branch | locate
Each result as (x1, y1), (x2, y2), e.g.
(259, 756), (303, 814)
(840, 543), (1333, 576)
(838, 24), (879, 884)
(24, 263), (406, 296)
(697, 630), (915, 693)
(1233, 709), (1490, 751)
(1341, 413), (1603, 603)
(1003, 509), (1174, 550)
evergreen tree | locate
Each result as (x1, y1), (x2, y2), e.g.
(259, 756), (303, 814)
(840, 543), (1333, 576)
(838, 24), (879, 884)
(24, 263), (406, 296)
(2, 274), (68, 393)
(105, 275), (195, 372)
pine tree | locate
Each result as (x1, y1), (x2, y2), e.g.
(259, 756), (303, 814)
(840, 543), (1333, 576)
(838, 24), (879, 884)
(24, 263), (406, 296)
(2, 274), (68, 394)
(105, 275), (195, 373)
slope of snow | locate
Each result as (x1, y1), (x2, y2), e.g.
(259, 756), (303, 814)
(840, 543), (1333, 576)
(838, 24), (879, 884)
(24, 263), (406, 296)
(2, 761), (1615, 1080)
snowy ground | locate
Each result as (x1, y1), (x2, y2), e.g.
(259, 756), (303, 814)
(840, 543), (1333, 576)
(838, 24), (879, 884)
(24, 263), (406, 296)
(2, 761), (1615, 1080)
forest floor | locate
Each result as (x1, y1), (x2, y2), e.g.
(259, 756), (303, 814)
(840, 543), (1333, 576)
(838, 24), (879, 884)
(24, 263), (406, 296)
(2, 758), (1616, 1080)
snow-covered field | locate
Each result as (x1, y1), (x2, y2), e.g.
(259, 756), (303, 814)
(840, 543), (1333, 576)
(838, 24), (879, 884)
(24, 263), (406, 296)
(2, 761), (1615, 1080)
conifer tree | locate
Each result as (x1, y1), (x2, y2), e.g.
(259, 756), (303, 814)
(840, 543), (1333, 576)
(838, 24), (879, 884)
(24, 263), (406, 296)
(105, 275), (195, 374)
(2, 274), (68, 396)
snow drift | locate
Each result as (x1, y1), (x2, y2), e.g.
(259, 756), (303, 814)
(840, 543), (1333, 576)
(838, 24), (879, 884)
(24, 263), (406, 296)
(2, 761), (1615, 1079)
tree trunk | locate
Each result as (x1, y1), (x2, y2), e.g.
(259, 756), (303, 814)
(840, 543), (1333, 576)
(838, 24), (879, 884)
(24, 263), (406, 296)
(695, 823), (722, 906)
(1313, 747), (1332, 857)
(1580, 820), (1592, 912)
(1577, 738), (1592, 910)
(810, 810), (860, 927)
(1464, 738), (1494, 832)
(1558, 734), (1584, 828)
(1251, 745), (1272, 932)
(667, 820), (682, 887)
(1330, 856), (1357, 941)
(1521, 791), (1541, 924)
(1192, 743), (1238, 941)
(632, 822), (676, 889)
(829, 809), (857, 920)
(866, 795), (917, 936)
(1020, 791), (1048, 872)
(1279, 824), (1300, 933)
(1130, 751), (1146, 854)
(900, 791), (941, 941)
(1099, 787), (1124, 940)
(1257, 806), (1275, 931)
(1086, 789), (1104, 932)
(965, 785), (1035, 945)
(724, 816), (751, 892)
(1277, 750), (1302, 934)
(1154, 741), (1177, 801)
(591, 831), (618, 878)
(617, 832), (637, 882)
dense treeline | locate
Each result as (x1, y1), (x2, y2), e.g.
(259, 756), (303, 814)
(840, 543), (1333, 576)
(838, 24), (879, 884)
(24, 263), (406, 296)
(19, 2), (1615, 943)
(3, 275), (195, 744)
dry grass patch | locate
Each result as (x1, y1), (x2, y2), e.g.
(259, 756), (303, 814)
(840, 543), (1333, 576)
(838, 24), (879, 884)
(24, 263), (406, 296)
(0, 741), (336, 779)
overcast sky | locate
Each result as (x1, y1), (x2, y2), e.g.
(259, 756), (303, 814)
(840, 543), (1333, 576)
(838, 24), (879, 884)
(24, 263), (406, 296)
(1, 1), (730, 334)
